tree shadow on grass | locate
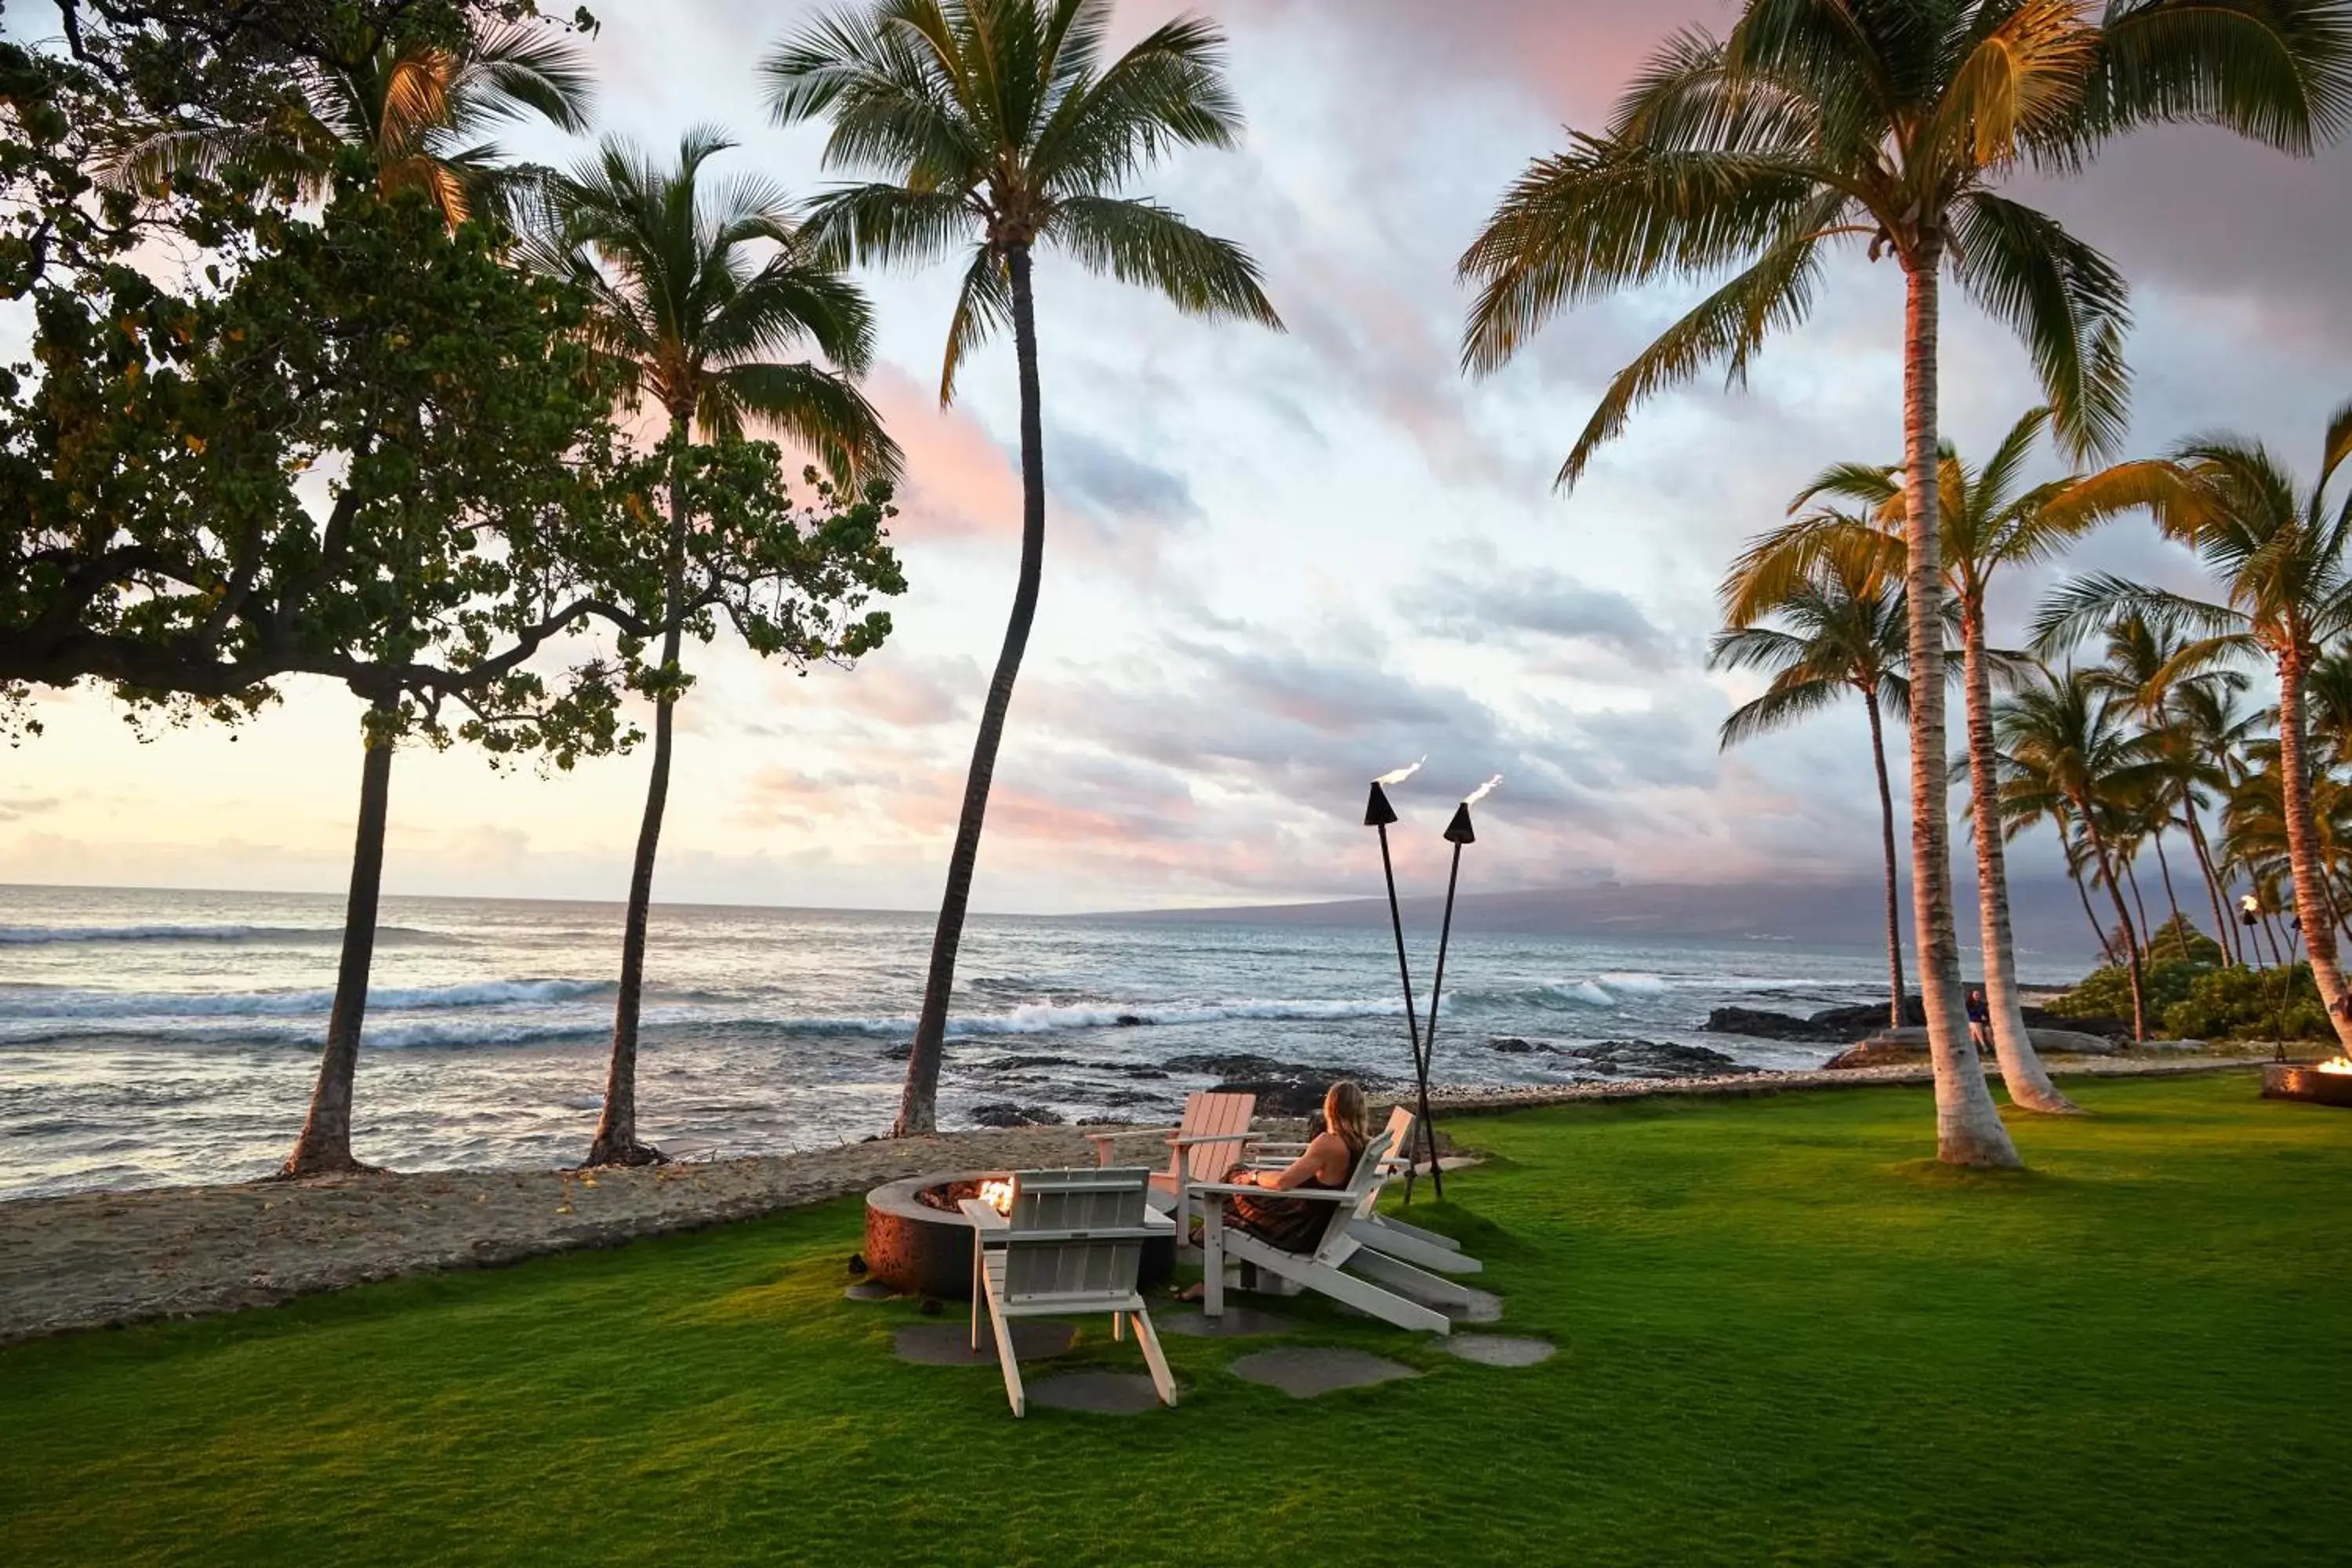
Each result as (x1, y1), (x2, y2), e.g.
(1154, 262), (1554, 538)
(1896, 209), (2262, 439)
(1884, 1159), (2074, 1194)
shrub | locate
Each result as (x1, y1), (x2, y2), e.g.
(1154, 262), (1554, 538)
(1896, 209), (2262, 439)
(2161, 964), (2331, 1041)
(2046, 958), (2208, 1023)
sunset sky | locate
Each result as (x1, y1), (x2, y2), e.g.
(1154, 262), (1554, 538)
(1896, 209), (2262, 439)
(5, 0), (2348, 914)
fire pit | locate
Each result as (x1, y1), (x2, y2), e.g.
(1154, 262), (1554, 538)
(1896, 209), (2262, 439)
(2262, 1060), (2352, 1108)
(862, 1170), (1177, 1299)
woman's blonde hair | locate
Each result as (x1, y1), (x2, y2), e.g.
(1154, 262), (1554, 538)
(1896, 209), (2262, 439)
(1323, 1080), (1368, 1145)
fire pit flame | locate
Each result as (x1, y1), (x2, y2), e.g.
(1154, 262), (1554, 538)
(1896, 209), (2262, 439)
(2317, 1058), (2352, 1076)
(978, 1177), (1017, 1214)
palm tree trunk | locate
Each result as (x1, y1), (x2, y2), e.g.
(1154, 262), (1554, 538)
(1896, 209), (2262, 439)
(282, 699), (398, 1176)
(1863, 688), (1907, 1029)
(2183, 802), (2236, 965)
(2277, 644), (2352, 1051)
(2081, 804), (2148, 1040)
(2151, 828), (2187, 955)
(588, 417), (691, 1167)
(2122, 854), (2154, 960)
(1962, 602), (2077, 1111)
(1899, 249), (2017, 1166)
(895, 241), (1047, 1136)
(2071, 858), (2116, 965)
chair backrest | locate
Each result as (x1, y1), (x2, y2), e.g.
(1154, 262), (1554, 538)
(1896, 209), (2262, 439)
(1174, 1091), (1256, 1182)
(1001, 1167), (1157, 1308)
(1303, 1127), (1396, 1262)
(1358, 1106), (1417, 1219)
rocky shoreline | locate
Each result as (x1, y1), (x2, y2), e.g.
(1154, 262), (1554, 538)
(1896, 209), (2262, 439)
(0, 1056), (2267, 1347)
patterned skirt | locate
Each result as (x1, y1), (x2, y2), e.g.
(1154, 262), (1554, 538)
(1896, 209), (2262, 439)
(1220, 1165), (1338, 1254)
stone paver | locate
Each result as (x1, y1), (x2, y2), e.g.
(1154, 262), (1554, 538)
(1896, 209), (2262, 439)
(893, 1321), (1073, 1366)
(1229, 1346), (1420, 1399)
(843, 1280), (898, 1302)
(1444, 1333), (1555, 1367)
(1024, 1371), (1171, 1414)
(1157, 1305), (1293, 1338)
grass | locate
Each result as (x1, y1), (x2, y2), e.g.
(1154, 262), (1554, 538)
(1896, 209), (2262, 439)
(3, 1071), (2347, 1567)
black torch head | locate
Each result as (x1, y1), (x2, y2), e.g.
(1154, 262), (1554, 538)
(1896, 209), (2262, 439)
(1364, 781), (1399, 827)
(1443, 802), (1476, 844)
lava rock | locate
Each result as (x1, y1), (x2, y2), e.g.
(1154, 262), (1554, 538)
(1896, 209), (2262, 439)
(1162, 1053), (1388, 1117)
(967, 1102), (1067, 1128)
(881, 1041), (913, 1061)
(1702, 1006), (1849, 1043)
(1488, 1036), (1548, 1054)
(1561, 1040), (1756, 1078)
(1114, 1014), (1147, 1027)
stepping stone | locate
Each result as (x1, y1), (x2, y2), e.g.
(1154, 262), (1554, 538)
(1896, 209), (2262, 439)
(1444, 1334), (1555, 1368)
(844, 1281), (899, 1302)
(892, 1322), (1074, 1366)
(1024, 1371), (1171, 1415)
(1157, 1305), (1292, 1338)
(1229, 1347), (1420, 1399)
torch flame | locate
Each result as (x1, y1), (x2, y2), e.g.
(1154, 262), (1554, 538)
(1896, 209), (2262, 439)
(1373, 756), (1426, 787)
(1464, 773), (1503, 807)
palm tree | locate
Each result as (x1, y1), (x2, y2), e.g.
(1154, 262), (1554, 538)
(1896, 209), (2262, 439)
(107, 18), (592, 231)
(1994, 664), (2165, 1038)
(2174, 678), (2267, 964)
(2084, 613), (2245, 958)
(1713, 537), (1914, 1028)
(1726, 407), (2090, 1112)
(764, 0), (1283, 1134)
(543, 131), (902, 1166)
(2038, 402), (2352, 1050)
(1457, 2), (2349, 1166)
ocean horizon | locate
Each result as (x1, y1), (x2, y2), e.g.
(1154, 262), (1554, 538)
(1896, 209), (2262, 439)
(0, 882), (2094, 1201)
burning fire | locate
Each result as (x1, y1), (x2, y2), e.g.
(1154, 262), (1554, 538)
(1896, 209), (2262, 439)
(977, 1177), (1017, 1214)
(1374, 756), (1426, 786)
(2317, 1058), (2352, 1076)
(1464, 773), (1503, 807)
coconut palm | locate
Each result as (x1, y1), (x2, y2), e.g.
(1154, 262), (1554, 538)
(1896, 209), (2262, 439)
(1458, 2), (2351, 1166)
(2084, 613), (2245, 958)
(2037, 402), (2352, 1049)
(1994, 664), (2165, 1037)
(763, 0), (1283, 1134)
(2174, 678), (2268, 963)
(1714, 535), (1915, 1026)
(543, 130), (902, 1166)
(1726, 407), (2092, 1112)
(107, 17), (592, 231)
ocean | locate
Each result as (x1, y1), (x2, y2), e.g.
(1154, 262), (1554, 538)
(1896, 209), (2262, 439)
(0, 884), (2079, 1200)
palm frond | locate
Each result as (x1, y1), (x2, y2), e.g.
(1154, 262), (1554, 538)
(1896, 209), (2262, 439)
(1045, 194), (1282, 328)
(1948, 191), (2132, 459)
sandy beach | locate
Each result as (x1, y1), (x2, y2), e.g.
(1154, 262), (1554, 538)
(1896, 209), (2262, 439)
(0, 1056), (2268, 1346)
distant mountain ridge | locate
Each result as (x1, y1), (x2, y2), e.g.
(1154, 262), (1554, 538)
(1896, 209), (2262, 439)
(1099, 875), (2104, 965)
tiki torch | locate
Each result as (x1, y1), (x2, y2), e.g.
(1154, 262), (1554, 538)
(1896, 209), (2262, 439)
(1365, 758), (1426, 1134)
(1413, 775), (1500, 1202)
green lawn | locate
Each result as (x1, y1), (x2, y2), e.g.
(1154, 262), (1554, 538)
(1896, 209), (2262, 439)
(5, 1072), (2347, 1567)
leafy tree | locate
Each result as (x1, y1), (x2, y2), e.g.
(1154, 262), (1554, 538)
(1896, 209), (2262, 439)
(2039, 402), (2352, 1050)
(539, 129), (902, 1167)
(1714, 532), (1915, 1029)
(1994, 664), (2165, 1039)
(763, 0), (1283, 1134)
(1457, 0), (2352, 1167)
(1725, 408), (2092, 1111)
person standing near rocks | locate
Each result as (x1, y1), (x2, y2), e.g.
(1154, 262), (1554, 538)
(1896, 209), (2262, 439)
(1965, 989), (1991, 1053)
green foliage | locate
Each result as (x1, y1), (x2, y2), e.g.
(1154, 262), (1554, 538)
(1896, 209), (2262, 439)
(2, 1074), (2343, 1565)
(2163, 962), (2332, 1042)
(2046, 956), (2207, 1022)
(2145, 913), (2225, 966)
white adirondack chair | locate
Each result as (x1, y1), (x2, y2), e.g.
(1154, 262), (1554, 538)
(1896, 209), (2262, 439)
(1193, 1129), (1472, 1336)
(1349, 1107), (1483, 1276)
(1243, 1108), (1483, 1276)
(1083, 1090), (1256, 1242)
(960, 1167), (1178, 1418)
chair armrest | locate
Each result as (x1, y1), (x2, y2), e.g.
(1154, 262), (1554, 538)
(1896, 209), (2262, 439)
(1171, 1132), (1259, 1148)
(1185, 1181), (1359, 1202)
(956, 1200), (1009, 1232)
(1085, 1125), (1180, 1149)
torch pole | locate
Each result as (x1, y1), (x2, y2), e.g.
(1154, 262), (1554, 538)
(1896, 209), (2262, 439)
(1414, 838), (1465, 1200)
(1375, 819), (1425, 1097)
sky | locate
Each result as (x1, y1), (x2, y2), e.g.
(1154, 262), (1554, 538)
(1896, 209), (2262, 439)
(4, 0), (2348, 915)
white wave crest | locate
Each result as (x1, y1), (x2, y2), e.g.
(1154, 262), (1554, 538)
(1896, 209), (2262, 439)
(0, 924), (260, 946)
(1595, 972), (1667, 996)
(0, 978), (612, 1020)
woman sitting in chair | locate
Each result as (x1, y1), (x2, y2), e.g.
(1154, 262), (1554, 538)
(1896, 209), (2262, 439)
(1179, 1080), (1367, 1293)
